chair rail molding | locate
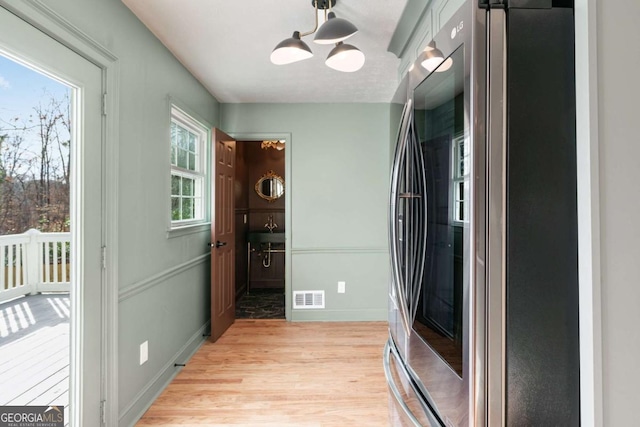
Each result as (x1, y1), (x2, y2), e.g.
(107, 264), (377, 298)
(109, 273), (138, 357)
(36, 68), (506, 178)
(118, 253), (211, 302)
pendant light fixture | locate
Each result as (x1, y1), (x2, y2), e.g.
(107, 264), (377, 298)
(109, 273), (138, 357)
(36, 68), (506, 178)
(420, 41), (453, 73)
(270, 31), (313, 65)
(325, 42), (365, 72)
(270, 0), (364, 72)
(313, 12), (358, 44)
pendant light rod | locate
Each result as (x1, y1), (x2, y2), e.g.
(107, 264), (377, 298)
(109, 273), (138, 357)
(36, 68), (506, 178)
(300, 0), (320, 37)
(300, 0), (335, 37)
(313, 0), (358, 45)
(313, 0), (336, 9)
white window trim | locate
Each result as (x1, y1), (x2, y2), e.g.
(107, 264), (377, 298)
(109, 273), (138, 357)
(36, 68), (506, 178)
(169, 105), (209, 233)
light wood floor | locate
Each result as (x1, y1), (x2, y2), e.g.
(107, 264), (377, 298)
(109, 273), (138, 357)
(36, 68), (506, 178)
(137, 320), (390, 426)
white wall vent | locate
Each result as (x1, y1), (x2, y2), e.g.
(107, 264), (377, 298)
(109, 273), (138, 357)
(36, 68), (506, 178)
(293, 291), (325, 309)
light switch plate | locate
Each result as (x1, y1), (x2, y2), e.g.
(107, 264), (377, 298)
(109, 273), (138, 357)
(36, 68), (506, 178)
(338, 281), (346, 293)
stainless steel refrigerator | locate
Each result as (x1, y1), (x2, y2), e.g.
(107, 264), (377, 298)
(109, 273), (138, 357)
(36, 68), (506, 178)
(384, 0), (580, 425)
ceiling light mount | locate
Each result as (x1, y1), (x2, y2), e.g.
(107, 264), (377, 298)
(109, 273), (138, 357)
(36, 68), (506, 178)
(312, 0), (336, 9)
(270, 0), (364, 72)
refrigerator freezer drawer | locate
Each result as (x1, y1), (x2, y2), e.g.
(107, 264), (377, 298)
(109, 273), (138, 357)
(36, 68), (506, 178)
(384, 339), (441, 426)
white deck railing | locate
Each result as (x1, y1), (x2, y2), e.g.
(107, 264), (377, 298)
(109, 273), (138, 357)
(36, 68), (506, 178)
(0, 229), (71, 304)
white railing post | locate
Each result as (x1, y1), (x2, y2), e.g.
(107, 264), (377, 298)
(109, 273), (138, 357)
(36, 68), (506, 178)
(25, 229), (41, 294)
(0, 230), (70, 303)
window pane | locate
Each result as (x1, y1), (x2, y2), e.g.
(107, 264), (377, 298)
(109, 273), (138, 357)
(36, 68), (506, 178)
(171, 175), (181, 196)
(171, 197), (181, 221)
(171, 108), (205, 226)
(182, 177), (193, 196)
(171, 123), (177, 146)
(182, 198), (193, 219)
(193, 196), (201, 219)
(177, 148), (188, 169)
(458, 141), (465, 176)
(178, 127), (188, 149)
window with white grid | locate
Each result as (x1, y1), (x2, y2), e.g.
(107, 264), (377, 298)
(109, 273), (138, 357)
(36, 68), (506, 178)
(452, 133), (469, 223)
(170, 107), (207, 226)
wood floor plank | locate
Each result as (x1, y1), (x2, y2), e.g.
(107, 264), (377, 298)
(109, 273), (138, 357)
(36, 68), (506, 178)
(137, 320), (390, 426)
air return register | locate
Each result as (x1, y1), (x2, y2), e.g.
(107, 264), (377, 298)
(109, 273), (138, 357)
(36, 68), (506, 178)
(293, 291), (325, 309)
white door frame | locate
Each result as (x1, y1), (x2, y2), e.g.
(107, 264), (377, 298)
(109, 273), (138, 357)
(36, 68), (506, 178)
(0, 1), (120, 425)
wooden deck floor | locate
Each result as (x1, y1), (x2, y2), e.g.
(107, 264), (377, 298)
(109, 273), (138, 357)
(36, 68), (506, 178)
(0, 294), (70, 424)
(137, 320), (391, 426)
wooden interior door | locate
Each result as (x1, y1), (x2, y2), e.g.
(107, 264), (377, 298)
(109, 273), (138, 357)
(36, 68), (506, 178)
(211, 129), (236, 342)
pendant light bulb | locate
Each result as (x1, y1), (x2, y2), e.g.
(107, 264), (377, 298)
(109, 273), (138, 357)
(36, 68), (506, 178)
(435, 57), (453, 72)
(325, 42), (365, 72)
(314, 12), (358, 44)
(270, 31), (313, 65)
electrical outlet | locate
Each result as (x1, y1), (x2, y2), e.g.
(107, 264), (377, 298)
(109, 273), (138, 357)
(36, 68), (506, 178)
(338, 281), (346, 293)
(140, 341), (148, 365)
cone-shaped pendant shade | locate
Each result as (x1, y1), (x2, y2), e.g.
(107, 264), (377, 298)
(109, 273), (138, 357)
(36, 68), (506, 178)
(314, 12), (358, 44)
(270, 31), (313, 65)
(325, 42), (365, 72)
(420, 44), (445, 72)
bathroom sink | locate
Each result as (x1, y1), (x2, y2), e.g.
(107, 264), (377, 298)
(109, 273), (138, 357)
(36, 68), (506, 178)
(248, 231), (285, 244)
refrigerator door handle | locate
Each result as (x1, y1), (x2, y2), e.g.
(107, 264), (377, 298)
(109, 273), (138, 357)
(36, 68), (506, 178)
(384, 338), (443, 427)
(486, 7), (508, 427)
(383, 340), (424, 427)
(408, 120), (428, 325)
(390, 100), (413, 336)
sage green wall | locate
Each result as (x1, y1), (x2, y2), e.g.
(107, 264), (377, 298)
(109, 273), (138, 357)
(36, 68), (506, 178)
(222, 103), (392, 321)
(25, 0), (219, 425)
(390, 102), (404, 161)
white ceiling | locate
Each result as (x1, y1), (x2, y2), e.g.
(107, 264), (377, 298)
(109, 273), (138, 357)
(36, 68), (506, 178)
(121, 0), (409, 103)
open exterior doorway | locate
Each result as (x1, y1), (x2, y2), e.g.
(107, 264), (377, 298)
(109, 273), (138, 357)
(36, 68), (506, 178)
(0, 53), (73, 422)
(0, 6), (107, 425)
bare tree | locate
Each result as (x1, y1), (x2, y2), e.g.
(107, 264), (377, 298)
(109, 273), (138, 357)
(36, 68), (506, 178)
(0, 90), (70, 234)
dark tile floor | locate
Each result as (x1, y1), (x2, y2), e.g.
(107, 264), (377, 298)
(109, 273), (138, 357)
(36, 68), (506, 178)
(235, 288), (285, 319)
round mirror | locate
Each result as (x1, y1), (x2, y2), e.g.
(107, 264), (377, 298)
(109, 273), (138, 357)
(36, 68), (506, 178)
(255, 170), (284, 202)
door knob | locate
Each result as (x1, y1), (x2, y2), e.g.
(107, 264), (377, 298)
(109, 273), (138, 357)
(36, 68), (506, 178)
(209, 240), (227, 248)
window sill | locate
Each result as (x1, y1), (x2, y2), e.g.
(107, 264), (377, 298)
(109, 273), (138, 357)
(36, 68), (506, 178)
(167, 222), (211, 239)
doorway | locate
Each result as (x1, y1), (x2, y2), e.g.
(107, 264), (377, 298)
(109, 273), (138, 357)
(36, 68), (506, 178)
(0, 6), (105, 425)
(233, 139), (287, 320)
